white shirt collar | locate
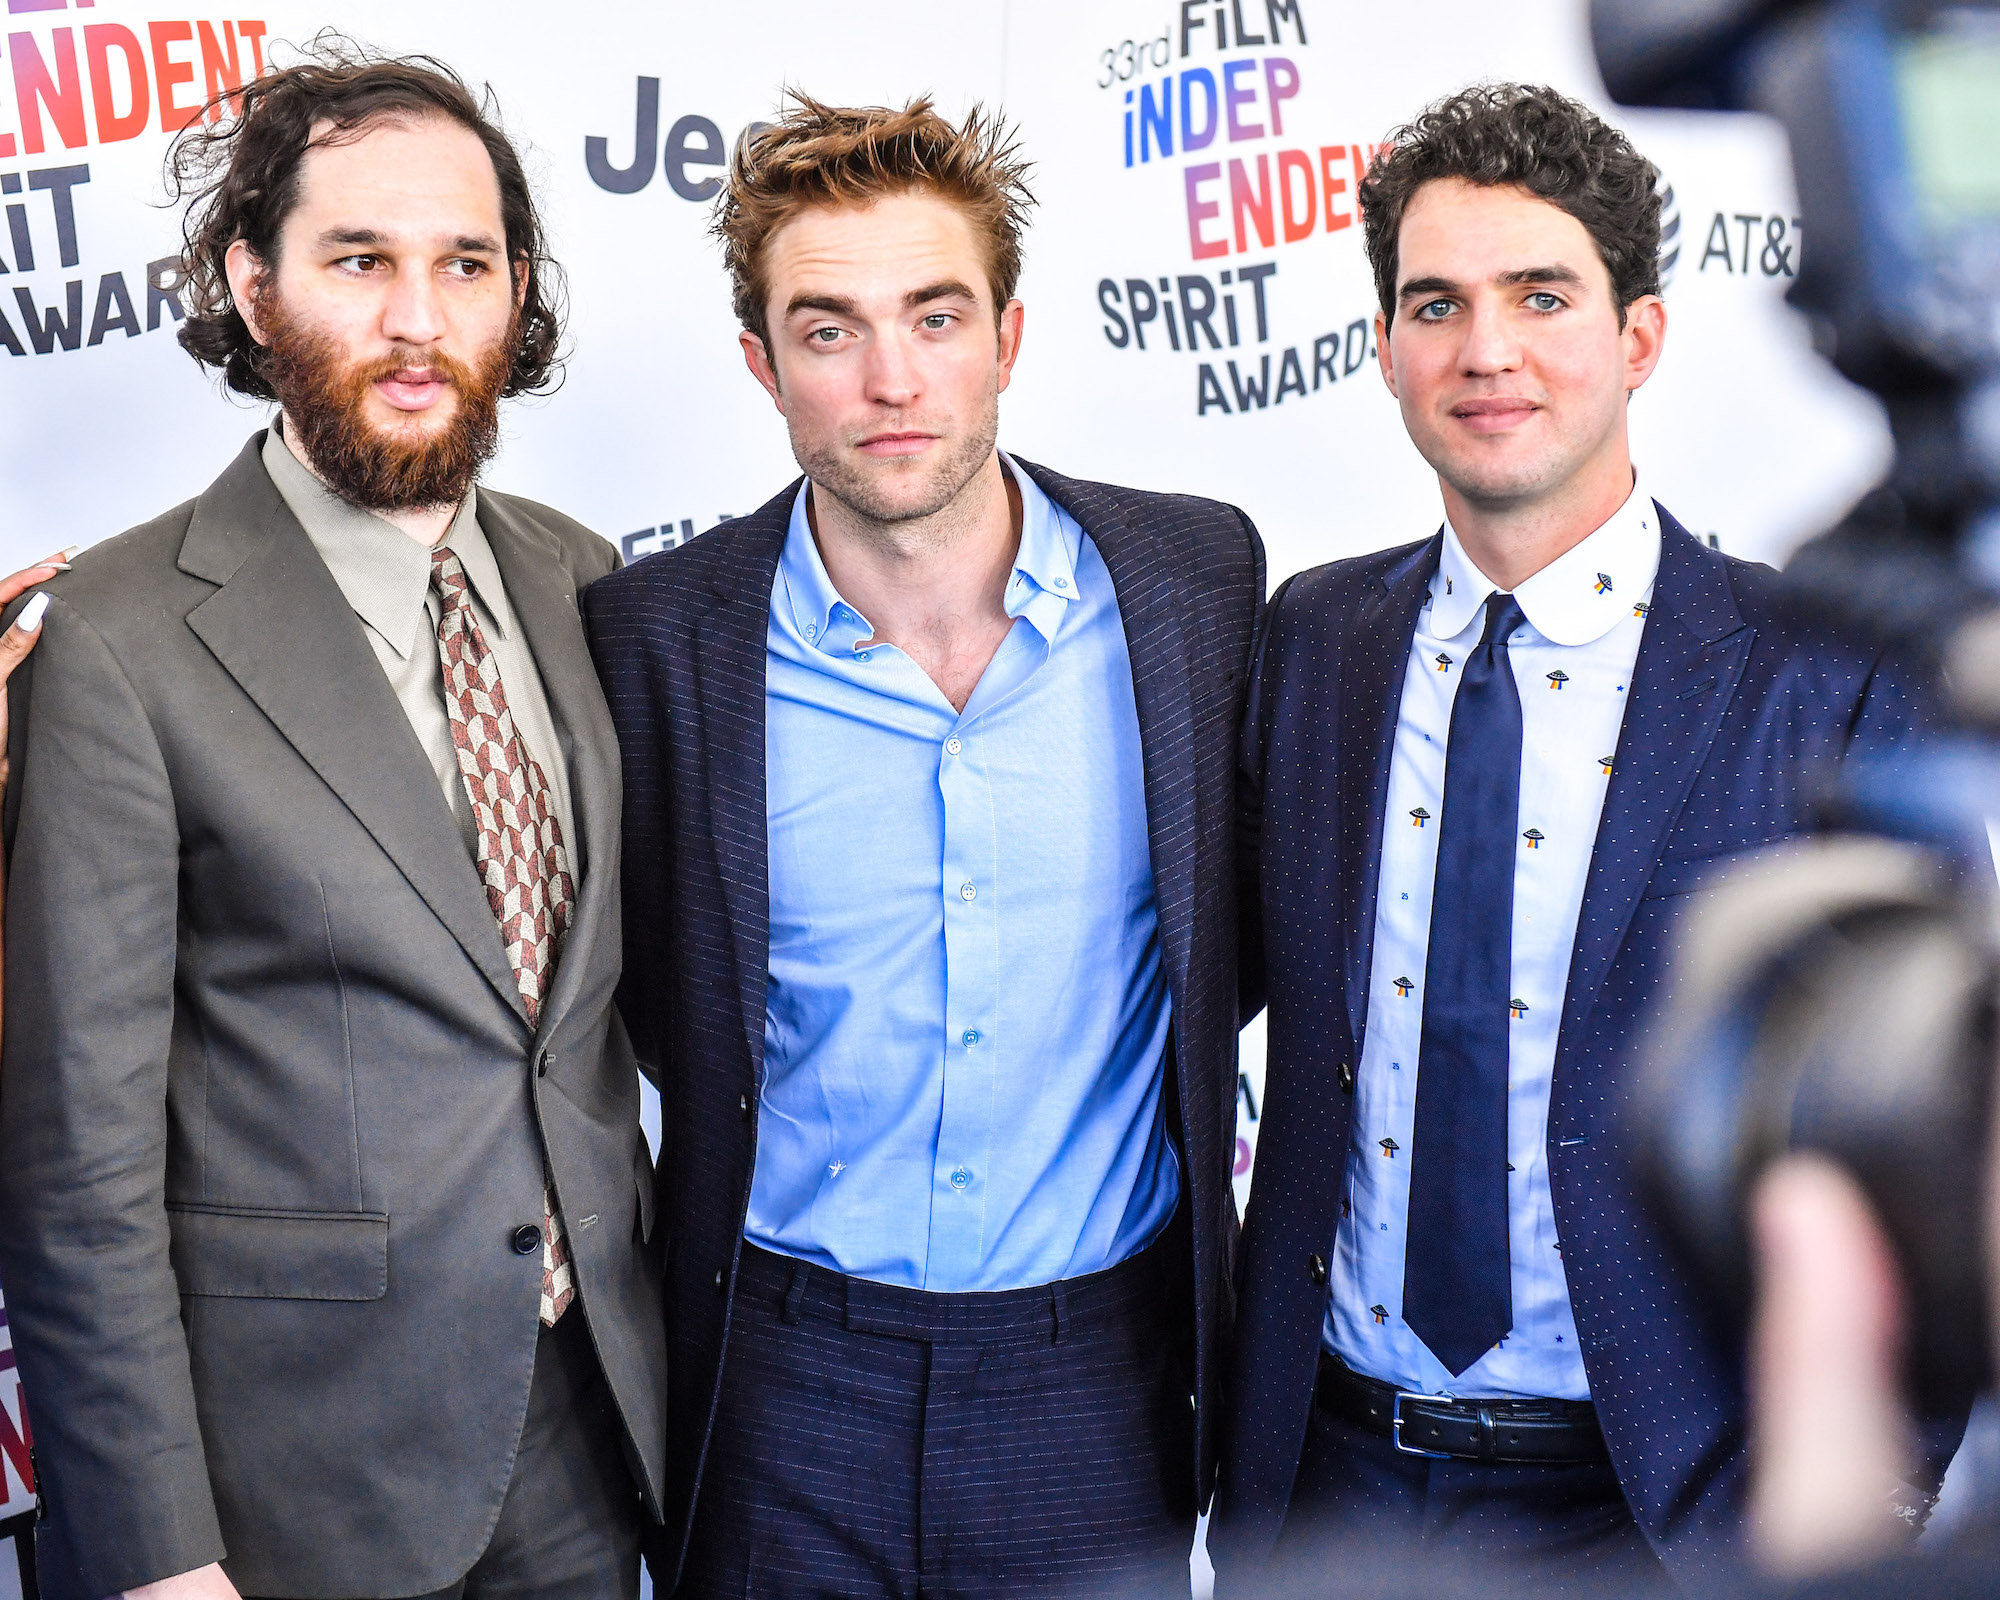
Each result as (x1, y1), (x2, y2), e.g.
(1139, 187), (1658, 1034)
(1426, 477), (1662, 647)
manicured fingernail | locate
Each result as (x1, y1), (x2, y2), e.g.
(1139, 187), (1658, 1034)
(16, 592), (48, 632)
(36, 561), (71, 573)
(56, 545), (80, 561)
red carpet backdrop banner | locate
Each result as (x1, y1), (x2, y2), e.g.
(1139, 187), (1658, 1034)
(0, 0), (1888, 1243)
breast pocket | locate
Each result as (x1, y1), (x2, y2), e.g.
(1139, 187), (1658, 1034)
(1642, 849), (1767, 903)
(167, 1202), (389, 1301)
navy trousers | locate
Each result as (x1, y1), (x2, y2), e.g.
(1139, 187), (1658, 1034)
(1255, 1398), (1669, 1597)
(676, 1239), (1198, 1599)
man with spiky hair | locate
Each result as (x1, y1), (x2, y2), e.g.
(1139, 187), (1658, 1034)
(0, 40), (664, 1600)
(586, 94), (1263, 1598)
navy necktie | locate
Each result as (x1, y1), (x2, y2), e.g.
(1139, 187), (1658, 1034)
(1402, 590), (1526, 1376)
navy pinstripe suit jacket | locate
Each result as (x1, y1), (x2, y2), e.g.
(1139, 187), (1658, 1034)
(583, 459), (1265, 1580)
(1210, 510), (1931, 1586)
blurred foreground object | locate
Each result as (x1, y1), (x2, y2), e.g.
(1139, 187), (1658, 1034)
(1598, 0), (2000, 1587)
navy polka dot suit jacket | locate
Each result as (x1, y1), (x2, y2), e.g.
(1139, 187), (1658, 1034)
(1211, 507), (1936, 1586)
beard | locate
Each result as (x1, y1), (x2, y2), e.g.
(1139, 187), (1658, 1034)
(255, 288), (516, 513)
(789, 391), (1000, 540)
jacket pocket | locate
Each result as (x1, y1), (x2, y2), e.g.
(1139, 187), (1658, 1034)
(167, 1202), (389, 1301)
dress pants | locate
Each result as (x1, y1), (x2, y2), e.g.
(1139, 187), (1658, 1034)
(1264, 1392), (1671, 1596)
(248, 1307), (643, 1599)
(676, 1238), (1198, 1599)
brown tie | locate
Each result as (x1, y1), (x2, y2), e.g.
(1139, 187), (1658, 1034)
(430, 544), (576, 1325)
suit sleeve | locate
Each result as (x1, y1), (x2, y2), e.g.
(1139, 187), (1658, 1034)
(1236, 575), (1295, 1029)
(581, 578), (669, 1079)
(0, 597), (226, 1595)
(1847, 642), (1930, 758)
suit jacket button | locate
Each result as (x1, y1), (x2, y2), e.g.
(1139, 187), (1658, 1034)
(714, 1269), (726, 1291)
(1336, 1062), (1354, 1095)
(1309, 1253), (1328, 1285)
(537, 1050), (554, 1078)
(512, 1224), (542, 1256)
(739, 1094), (750, 1119)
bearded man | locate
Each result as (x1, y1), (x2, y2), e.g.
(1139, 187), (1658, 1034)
(0, 45), (664, 1600)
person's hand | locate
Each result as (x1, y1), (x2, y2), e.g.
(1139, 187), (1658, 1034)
(1747, 1153), (1917, 1579)
(119, 1562), (243, 1599)
(0, 547), (75, 794)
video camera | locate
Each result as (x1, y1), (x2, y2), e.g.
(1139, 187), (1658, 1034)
(1593, 0), (2000, 1420)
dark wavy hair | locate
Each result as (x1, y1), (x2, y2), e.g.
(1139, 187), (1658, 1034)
(169, 32), (564, 400)
(1360, 84), (1662, 327)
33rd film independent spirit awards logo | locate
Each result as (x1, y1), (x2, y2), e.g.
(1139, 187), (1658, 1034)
(1094, 2), (1383, 420)
(0, 3), (270, 359)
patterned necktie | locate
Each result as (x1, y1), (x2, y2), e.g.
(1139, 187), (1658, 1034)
(1402, 591), (1526, 1376)
(430, 544), (577, 1326)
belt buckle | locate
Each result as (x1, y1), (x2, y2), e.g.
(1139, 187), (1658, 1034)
(1391, 1390), (1455, 1459)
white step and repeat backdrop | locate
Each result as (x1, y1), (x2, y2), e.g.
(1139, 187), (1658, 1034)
(0, 0), (1890, 1542)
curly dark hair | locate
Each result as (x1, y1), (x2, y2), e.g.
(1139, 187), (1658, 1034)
(713, 93), (1035, 347)
(169, 31), (564, 400)
(1359, 84), (1662, 328)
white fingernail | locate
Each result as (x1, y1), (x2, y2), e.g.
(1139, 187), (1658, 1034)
(37, 561), (71, 573)
(56, 545), (80, 561)
(16, 592), (49, 633)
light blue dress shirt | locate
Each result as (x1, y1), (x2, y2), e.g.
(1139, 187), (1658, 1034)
(749, 457), (1179, 1293)
(1327, 482), (1662, 1398)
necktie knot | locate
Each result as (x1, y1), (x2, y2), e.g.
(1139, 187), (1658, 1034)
(1479, 592), (1527, 652)
(430, 544), (470, 610)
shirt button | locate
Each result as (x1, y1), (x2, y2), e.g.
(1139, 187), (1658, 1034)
(962, 1029), (980, 1047)
(1055, 576), (1070, 589)
(1308, 1252), (1328, 1286)
(945, 737), (962, 755)
(1336, 1062), (1354, 1095)
(950, 1167), (971, 1190)
(512, 1224), (542, 1256)
(856, 650), (872, 662)
(804, 623), (818, 640)
(960, 882), (977, 901)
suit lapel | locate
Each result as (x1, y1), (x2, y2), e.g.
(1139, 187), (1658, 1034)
(479, 493), (622, 1048)
(697, 490), (792, 1077)
(180, 436), (526, 1023)
(1017, 460), (1199, 1017)
(1557, 514), (1752, 1051)
(1338, 540), (1438, 1048)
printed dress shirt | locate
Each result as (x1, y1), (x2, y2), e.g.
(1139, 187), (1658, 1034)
(750, 455), (1178, 1293)
(1326, 479), (1663, 1399)
(262, 424), (576, 859)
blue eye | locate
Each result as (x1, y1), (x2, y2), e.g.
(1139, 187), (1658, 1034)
(1417, 299), (1453, 320)
(1527, 292), (1562, 311)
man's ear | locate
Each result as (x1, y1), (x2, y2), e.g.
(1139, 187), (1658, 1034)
(741, 329), (785, 413)
(1621, 293), (1668, 395)
(224, 239), (269, 345)
(513, 258), (530, 313)
(995, 299), (1025, 396)
(1374, 309), (1397, 399)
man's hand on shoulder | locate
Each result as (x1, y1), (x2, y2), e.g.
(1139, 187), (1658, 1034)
(119, 1563), (242, 1600)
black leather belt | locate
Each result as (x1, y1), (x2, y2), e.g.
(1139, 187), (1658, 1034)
(1316, 1351), (1609, 1465)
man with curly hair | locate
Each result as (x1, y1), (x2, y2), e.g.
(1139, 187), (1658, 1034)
(0, 43), (664, 1600)
(586, 93), (1263, 1599)
(1211, 84), (1938, 1591)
